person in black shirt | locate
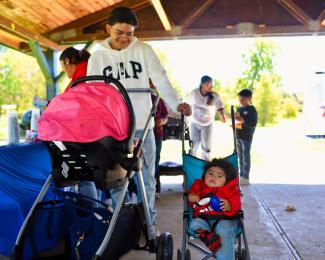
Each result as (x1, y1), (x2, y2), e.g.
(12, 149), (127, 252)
(235, 89), (258, 186)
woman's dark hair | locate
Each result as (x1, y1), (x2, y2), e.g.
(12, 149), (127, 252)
(59, 47), (90, 64)
(107, 7), (138, 27)
(238, 88), (253, 98)
(200, 75), (214, 105)
(202, 158), (237, 184)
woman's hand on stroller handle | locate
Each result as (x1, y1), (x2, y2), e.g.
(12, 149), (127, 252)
(177, 103), (192, 116)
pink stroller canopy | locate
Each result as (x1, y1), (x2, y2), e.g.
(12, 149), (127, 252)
(38, 82), (130, 143)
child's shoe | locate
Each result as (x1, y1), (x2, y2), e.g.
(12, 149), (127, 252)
(194, 229), (222, 253)
(205, 232), (222, 253)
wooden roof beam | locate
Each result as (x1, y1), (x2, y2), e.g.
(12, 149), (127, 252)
(317, 9), (325, 26)
(59, 24), (325, 43)
(276, 0), (312, 26)
(150, 0), (172, 31)
(48, 0), (150, 39)
(0, 14), (61, 50)
(180, 0), (216, 29)
(0, 34), (21, 51)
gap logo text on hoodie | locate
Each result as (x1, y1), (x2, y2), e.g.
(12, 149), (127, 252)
(103, 61), (143, 80)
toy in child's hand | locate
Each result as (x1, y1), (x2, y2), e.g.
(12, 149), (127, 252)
(196, 196), (222, 212)
(210, 196), (222, 212)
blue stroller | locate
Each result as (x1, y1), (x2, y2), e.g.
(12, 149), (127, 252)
(177, 107), (250, 260)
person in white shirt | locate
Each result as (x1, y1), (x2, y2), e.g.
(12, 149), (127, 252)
(187, 75), (226, 161)
(87, 7), (191, 237)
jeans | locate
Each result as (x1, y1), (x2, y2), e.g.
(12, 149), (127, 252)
(155, 137), (163, 193)
(69, 181), (101, 208)
(236, 138), (252, 179)
(190, 218), (240, 260)
(79, 181), (101, 199)
(110, 129), (157, 225)
(190, 122), (213, 161)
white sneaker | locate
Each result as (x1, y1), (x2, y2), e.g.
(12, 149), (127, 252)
(155, 193), (160, 199)
(240, 177), (250, 186)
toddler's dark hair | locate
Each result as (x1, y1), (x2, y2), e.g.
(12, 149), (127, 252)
(202, 158), (237, 184)
(238, 88), (253, 98)
(107, 7), (138, 27)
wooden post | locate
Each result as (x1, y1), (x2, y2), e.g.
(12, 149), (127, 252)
(28, 40), (59, 100)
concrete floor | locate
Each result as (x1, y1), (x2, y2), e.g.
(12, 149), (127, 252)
(122, 177), (300, 260)
(2, 180), (324, 260)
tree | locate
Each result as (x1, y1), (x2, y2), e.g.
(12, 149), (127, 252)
(213, 79), (237, 116)
(282, 96), (300, 119)
(236, 40), (277, 91)
(254, 75), (282, 126)
(0, 47), (45, 116)
(234, 40), (293, 126)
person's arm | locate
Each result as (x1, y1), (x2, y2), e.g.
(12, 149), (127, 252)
(146, 45), (191, 116)
(218, 109), (226, 123)
(160, 99), (169, 126)
(215, 95), (226, 123)
(188, 180), (202, 203)
(155, 100), (169, 127)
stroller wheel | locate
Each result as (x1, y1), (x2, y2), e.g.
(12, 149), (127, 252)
(156, 232), (173, 260)
(176, 248), (190, 260)
(177, 249), (181, 260)
(186, 248), (191, 260)
(238, 249), (247, 260)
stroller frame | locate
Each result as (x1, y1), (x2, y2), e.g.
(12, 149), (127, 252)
(11, 76), (173, 260)
(177, 106), (250, 260)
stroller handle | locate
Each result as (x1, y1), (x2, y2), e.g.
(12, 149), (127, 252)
(230, 106), (237, 153)
(70, 75), (136, 153)
(181, 113), (186, 154)
(126, 88), (159, 97)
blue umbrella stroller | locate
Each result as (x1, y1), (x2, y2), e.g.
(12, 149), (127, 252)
(177, 107), (250, 260)
(11, 76), (173, 260)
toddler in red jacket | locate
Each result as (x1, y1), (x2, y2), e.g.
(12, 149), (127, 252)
(188, 158), (241, 256)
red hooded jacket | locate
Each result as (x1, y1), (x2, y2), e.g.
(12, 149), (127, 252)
(63, 61), (88, 93)
(189, 178), (241, 219)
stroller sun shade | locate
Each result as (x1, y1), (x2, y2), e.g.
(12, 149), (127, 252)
(38, 82), (130, 143)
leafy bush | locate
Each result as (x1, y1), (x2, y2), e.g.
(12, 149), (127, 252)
(282, 97), (299, 119)
(254, 75), (281, 126)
